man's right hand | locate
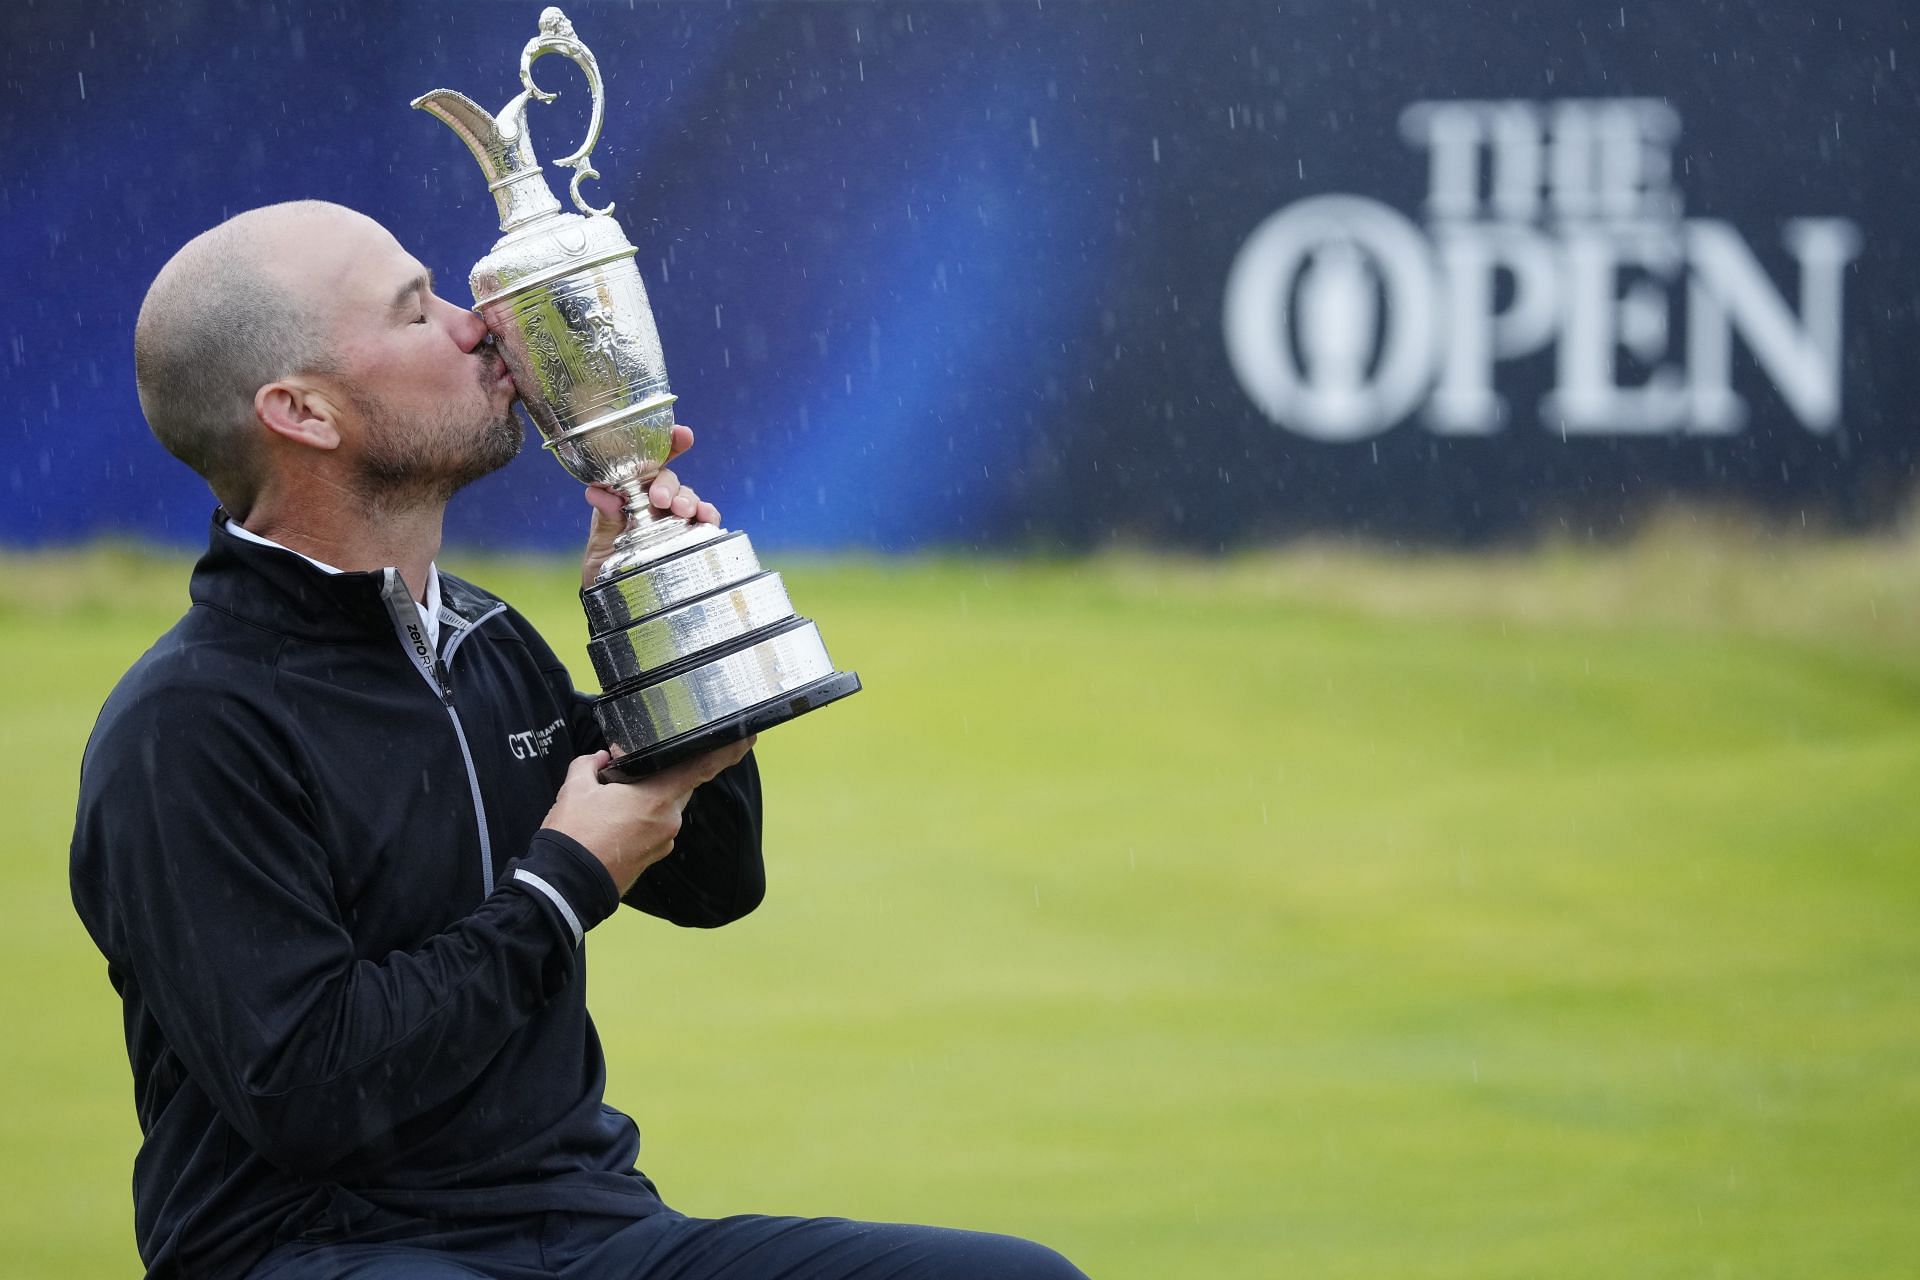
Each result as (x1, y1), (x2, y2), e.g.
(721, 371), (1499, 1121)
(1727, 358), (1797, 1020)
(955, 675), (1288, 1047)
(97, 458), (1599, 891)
(581, 423), (721, 589)
(542, 738), (757, 896)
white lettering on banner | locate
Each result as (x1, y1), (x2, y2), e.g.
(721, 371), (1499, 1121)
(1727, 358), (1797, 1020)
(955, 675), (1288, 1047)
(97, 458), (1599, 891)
(1223, 98), (1863, 442)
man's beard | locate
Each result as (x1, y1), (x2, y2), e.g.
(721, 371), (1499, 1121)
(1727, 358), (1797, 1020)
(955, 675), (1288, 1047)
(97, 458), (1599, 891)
(350, 392), (524, 509)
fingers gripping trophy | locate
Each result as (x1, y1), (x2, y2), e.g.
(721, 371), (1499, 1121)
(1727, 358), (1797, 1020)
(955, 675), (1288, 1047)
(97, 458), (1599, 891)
(414, 7), (860, 781)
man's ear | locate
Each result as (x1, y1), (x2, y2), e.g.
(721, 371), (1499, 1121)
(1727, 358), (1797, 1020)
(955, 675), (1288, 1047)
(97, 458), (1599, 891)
(256, 380), (343, 451)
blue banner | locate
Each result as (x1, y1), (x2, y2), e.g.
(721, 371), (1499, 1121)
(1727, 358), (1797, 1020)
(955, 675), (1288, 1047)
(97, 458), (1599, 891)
(4, 1), (1914, 550)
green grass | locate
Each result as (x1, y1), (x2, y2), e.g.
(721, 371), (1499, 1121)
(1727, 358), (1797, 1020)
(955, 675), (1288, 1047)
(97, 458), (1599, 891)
(5, 521), (1918, 1278)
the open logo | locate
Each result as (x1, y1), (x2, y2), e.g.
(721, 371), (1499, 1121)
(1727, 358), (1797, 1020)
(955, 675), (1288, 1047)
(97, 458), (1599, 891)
(1224, 99), (1861, 442)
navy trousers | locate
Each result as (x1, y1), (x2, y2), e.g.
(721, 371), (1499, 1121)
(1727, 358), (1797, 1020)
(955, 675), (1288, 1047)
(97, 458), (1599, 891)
(248, 1209), (1088, 1279)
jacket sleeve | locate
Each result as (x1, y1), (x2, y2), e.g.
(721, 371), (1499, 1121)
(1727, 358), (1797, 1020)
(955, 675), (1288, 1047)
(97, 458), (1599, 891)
(567, 687), (608, 753)
(69, 683), (621, 1180)
(537, 625), (766, 929)
(623, 749), (765, 927)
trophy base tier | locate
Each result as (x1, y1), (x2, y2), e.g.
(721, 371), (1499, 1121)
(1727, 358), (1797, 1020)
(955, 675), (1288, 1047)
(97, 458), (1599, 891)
(597, 669), (862, 782)
(583, 522), (860, 783)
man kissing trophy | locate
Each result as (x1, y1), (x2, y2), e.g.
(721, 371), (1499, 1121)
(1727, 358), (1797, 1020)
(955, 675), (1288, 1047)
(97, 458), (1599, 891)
(414, 7), (860, 781)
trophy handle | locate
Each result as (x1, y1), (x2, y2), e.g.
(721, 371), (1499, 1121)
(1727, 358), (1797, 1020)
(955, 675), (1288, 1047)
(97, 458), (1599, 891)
(520, 6), (612, 217)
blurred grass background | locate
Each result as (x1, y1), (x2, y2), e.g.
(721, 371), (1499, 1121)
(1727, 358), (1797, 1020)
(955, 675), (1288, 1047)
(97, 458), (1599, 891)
(5, 517), (1918, 1278)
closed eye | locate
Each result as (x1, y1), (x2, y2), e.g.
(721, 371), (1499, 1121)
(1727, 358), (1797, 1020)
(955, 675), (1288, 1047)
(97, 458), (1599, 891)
(391, 268), (437, 323)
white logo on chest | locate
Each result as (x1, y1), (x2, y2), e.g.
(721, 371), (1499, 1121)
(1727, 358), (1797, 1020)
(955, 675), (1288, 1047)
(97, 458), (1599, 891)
(507, 718), (567, 761)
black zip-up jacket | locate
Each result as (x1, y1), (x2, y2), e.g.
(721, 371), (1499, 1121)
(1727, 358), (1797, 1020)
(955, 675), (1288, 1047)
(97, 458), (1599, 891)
(69, 515), (764, 1279)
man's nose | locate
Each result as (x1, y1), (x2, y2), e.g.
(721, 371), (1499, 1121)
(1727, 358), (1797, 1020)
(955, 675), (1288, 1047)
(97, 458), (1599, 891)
(450, 303), (490, 353)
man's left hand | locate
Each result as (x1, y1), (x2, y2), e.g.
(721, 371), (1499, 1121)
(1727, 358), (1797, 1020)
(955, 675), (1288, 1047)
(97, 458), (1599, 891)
(582, 424), (723, 588)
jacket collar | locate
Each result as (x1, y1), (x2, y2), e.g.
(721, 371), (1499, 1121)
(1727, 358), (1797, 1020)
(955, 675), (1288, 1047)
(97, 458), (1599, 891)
(190, 510), (501, 644)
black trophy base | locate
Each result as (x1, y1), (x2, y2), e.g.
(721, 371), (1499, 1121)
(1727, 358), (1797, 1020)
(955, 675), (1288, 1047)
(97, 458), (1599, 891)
(597, 670), (863, 783)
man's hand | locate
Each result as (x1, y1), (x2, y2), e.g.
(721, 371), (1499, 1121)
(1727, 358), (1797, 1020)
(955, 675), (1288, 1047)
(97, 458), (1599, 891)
(581, 423), (723, 588)
(541, 738), (757, 896)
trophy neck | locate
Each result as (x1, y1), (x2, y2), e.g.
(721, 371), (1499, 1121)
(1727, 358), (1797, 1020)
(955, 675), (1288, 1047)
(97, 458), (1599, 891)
(412, 87), (563, 234)
(494, 170), (563, 233)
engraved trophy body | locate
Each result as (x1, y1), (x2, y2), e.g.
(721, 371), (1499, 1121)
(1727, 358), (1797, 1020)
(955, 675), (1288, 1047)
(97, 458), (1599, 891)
(415, 7), (859, 780)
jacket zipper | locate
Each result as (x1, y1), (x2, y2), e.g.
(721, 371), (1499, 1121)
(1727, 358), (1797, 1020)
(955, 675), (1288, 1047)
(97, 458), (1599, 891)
(381, 569), (508, 897)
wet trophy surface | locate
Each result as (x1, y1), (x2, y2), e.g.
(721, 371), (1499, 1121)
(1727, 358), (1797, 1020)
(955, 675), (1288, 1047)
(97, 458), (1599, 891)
(415, 7), (860, 780)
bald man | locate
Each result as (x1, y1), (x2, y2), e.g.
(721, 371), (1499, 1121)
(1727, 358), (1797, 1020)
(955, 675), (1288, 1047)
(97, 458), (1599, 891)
(70, 203), (1085, 1280)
